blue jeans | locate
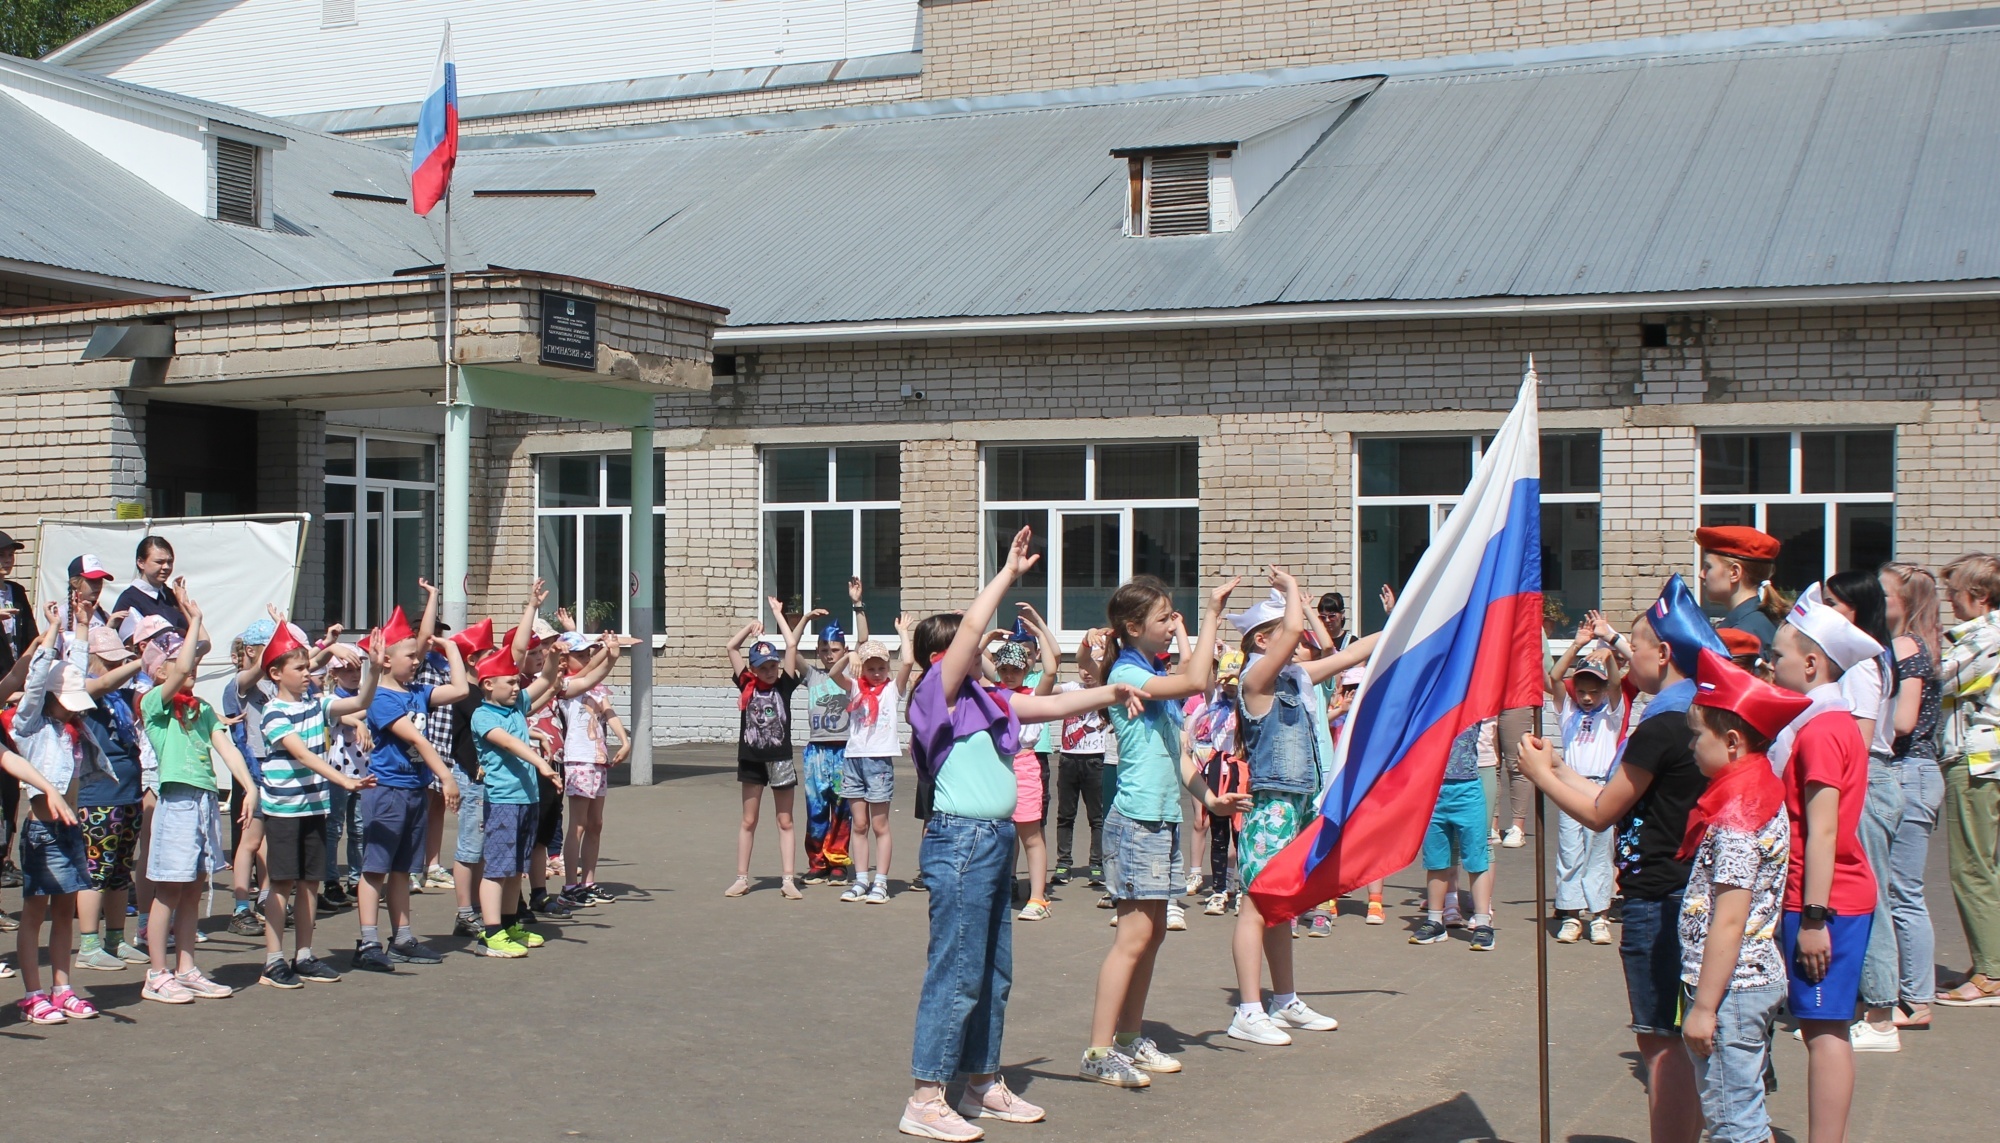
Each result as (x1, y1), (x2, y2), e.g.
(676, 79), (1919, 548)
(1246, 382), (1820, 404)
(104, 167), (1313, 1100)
(911, 813), (1016, 1083)
(452, 768), (487, 866)
(1554, 783), (1615, 914)
(1890, 755), (1944, 1003)
(326, 784), (364, 882)
(1619, 894), (1684, 1036)
(1857, 756), (1905, 1008)
(1686, 983), (1784, 1143)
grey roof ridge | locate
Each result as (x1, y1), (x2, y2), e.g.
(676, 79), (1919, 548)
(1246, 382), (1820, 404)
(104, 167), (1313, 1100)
(289, 50), (924, 135)
(449, 5), (2000, 155)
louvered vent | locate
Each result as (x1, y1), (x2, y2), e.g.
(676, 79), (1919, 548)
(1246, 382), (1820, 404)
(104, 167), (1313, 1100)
(1145, 151), (1212, 236)
(322, 0), (358, 28)
(215, 138), (259, 225)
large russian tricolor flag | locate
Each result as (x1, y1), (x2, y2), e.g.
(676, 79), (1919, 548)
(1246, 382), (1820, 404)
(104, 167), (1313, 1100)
(1248, 367), (1546, 923)
(410, 27), (458, 216)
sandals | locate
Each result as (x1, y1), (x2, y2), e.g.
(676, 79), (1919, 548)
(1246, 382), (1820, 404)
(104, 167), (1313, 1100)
(51, 987), (98, 1019)
(1934, 975), (2000, 1007)
(1893, 1004), (1932, 1029)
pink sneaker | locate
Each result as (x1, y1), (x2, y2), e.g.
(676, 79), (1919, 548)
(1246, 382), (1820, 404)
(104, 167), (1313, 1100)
(898, 1095), (984, 1141)
(174, 968), (234, 999)
(142, 970), (195, 1004)
(50, 986), (97, 1019)
(955, 1077), (1045, 1124)
(17, 992), (65, 1025)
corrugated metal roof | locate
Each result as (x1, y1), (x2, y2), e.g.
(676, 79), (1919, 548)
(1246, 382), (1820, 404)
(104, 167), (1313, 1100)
(8, 23), (2000, 327)
(1114, 77), (1381, 153)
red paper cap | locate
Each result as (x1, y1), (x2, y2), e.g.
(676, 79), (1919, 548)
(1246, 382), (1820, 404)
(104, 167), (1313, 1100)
(475, 647), (520, 681)
(451, 617), (495, 658)
(380, 606), (415, 647)
(1717, 628), (1763, 658)
(1696, 525), (1781, 563)
(500, 625), (542, 653)
(260, 622), (308, 670)
(1693, 648), (1812, 739)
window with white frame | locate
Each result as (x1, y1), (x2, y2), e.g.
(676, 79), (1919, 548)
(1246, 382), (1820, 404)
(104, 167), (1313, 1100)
(1355, 433), (1601, 635)
(980, 442), (1199, 636)
(1698, 430), (1894, 600)
(325, 432), (437, 631)
(760, 446), (901, 641)
(534, 452), (664, 635)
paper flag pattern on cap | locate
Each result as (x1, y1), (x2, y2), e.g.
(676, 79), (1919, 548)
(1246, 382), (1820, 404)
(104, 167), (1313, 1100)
(1785, 583), (1886, 671)
(379, 606), (415, 646)
(1646, 574), (1728, 678)
(1693, 648), (1813, 739)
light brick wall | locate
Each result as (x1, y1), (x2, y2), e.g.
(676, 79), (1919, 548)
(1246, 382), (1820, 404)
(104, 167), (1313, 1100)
(0, 276), (102, 311)
(901, 438), (980, 617)
(919, 0), (1990, 99)
(1894, 398), (2000, 575)
(1599, 423), (1699, 621)
(1209, 415), (1344, 587)
(0, 390), (131, 590)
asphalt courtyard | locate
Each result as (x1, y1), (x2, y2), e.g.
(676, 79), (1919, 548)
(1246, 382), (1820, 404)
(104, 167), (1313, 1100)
(3, 744), (1994, 1142)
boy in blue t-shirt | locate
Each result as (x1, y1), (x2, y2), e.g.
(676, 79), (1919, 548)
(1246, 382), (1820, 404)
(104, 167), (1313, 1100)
(467, 641), (566, 958)
(353, 606), (466, 972)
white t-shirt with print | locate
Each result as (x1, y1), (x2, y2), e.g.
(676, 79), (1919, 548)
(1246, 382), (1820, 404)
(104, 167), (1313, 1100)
(845, 679), (903, 758)
(1559, 694), (1626, 780)
(1056, 681), (1109, 755)
(1839, 655), (1898, 760)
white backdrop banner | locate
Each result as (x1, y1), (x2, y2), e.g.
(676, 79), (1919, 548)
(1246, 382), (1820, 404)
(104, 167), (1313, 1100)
(35, 515), (309, 709)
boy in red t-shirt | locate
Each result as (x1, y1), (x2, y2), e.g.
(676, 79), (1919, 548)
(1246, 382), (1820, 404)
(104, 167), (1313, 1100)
(1767, 584), (1882, 1143)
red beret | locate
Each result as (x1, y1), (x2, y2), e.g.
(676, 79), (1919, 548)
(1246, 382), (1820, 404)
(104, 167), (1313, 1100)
(1696, 525), (1781, 563)
(1694, 648), (1812, 739)
(1717, 628), (1763, 658)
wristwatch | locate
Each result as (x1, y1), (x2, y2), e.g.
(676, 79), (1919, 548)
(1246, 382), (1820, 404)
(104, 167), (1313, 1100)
(1802, 904), (1835, 923)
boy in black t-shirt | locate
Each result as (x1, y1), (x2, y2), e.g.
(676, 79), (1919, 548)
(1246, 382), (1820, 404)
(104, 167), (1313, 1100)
(1519, 578), (1716, 1143)
(723, 598), (811, 900)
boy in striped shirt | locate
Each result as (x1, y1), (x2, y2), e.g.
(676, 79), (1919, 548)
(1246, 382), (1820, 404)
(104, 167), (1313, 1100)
(256, 622), (382, 988)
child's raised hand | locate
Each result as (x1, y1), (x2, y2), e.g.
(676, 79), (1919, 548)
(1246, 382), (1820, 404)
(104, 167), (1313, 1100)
(847, 576), (864, 604)
(1379, 583), (1397, 616)
(803, 608), (829, 624)
(531, 578), (549, 609)
(1111, 681), (1149, 718)
(555, 606), (575, 632)
(1574, 622), (1593, 647)
(419, 577), (438, 597)
(747, 619), (765, 639)
(767, 596), (789, 623)
(1588, 609), (1617, 643)
(893, 614), (909, 635)
(1003, 525), (1040, 577)
(1015, 602), (1050, 632)
(1210, 576), (1242, 612)
(1265, 564), (1296, 593)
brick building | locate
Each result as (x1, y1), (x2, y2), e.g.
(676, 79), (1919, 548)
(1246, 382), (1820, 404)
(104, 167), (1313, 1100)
(5, 4), (2000, 748)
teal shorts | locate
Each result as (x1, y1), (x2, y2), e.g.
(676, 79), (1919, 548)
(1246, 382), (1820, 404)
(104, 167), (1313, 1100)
(1422, 777), (1491, 874)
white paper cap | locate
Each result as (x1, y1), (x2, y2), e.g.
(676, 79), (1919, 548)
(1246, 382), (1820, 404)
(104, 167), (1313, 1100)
(1785, 582), (1885, 671)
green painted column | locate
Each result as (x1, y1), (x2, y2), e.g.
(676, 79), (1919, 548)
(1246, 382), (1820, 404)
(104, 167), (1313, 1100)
(628, 420), (655, 786)
(441, 383), (471, 629)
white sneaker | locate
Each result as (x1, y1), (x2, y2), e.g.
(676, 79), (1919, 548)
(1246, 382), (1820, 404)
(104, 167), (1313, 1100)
(1849, 1019), (1901, 1052)
(1203, 891), (1229, 916)
(1556, 917), (1583, 944)
(1227, 1008), (1293, 1045)
(1268, 998), (1338, 1032)
(1166, 901), (1187, 931)
(1502, 826), (1526, 848)
(1123, 1036), (1182, 1073)
(1589, 916), (1613, 945)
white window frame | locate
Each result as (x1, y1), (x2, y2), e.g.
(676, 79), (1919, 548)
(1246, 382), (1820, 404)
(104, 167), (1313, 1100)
(1351, 433), (1601, 644)
(757, 446), (902, 650)
(1695, 428), (1896, 582)
(324, 429), (437, 631)
(977, 441), (1200, 641)
(531, 452), (665, 638)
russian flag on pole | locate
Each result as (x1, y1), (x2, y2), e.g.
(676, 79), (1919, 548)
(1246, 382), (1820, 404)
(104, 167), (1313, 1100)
(410, 27), (458, 216)
(1248, 365), (1546, 924)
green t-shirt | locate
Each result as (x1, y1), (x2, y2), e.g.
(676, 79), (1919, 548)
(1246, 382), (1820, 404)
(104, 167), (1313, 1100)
(141, 685), (221, 792)
(932, 729), (1018, 820)
(1107, 660), (1184, 823)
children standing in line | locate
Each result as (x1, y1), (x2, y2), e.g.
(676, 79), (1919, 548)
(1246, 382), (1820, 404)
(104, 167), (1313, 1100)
(355, 607), (466, 971)
(1547, 617), (1627, 945)
(558, 630), (629, 907)
(10, 600), (111, 1022)
(470, 642), (567, 958)
(1080, 574), (1251, 1088)
(724, 600), (807, 898)
(841, 628), (912, 903)
(256, 622), (381, 987)
(1679, 650), (1803, 1143)
(801, 580), (867, 885)
(139, 589), (255, 1004)
(1227, 569), (1376, 1047)
(1766, 587), (1881, 1143)
(897, 525), (1142, 1140)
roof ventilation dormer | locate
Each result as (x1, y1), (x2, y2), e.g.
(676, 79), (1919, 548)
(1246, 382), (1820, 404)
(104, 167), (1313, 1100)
(1114, 76), (1381, 237)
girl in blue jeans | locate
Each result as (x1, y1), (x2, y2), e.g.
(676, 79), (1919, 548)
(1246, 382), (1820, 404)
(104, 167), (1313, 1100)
(898, 525), (1144, 1143)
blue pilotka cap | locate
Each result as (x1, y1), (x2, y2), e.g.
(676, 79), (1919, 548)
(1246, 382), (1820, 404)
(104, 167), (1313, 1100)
(1646, 574), (1727, 678)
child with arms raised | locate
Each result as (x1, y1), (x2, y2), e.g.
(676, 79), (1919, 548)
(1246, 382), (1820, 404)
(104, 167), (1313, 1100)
(469, 638), (569, 957)
(841, 621), (914, 904)
(723, 598), (813, 898)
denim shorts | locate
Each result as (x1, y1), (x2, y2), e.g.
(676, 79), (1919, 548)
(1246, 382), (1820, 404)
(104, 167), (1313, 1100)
(840, 755), (896, 803)
(19, 817), (90, 897)
(360, 786), (430, 876)
(1421, 777), (1491, 874)
(148, 785), (227, 884)
(453, 770), (486, 866)
(481, 801), (538, 880)
(1685, 983), (1784, 1143)
(1101, 809), (1182, 901)
(1781, 912), (1873, 1021)
(1619, 893), (1685, 1036)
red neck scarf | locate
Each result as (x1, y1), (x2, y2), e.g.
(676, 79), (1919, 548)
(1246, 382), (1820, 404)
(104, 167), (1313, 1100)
(738, 672), (774, 711)
(848, 676), (890, 723)
(1678, 752), (1784, 860)
(171, 690), (205, 729)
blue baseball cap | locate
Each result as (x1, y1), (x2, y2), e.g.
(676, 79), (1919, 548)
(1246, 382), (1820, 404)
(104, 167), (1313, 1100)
(748, 641), (783, 667)
(237, 618), (277, 648)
